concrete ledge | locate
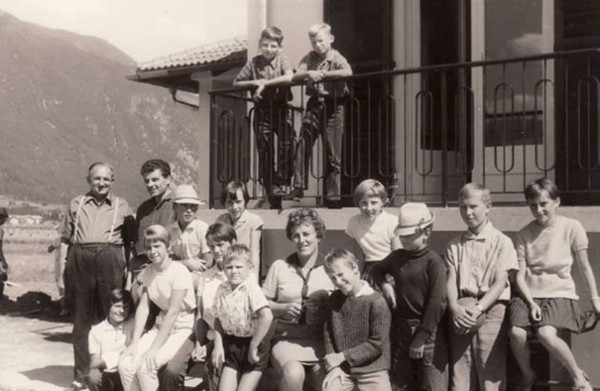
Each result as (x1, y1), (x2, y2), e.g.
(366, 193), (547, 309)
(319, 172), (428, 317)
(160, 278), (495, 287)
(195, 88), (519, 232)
(198, 206), (600, 232)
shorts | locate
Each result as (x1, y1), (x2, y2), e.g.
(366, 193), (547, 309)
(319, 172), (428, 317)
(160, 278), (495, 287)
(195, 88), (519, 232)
(223, 333), (270, 373)
(509, 297), (581, 332)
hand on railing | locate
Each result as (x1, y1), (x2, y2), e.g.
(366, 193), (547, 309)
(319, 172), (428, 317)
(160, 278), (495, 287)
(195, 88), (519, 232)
(306, 70), (326, 82)
(252, 80), (266, 102)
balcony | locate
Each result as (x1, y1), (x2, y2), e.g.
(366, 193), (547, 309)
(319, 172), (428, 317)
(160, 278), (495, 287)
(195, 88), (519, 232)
(208, 48), (600, 208)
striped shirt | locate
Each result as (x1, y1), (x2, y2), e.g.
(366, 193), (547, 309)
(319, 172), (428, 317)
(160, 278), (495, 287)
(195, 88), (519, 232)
(234, 54), (294, 102)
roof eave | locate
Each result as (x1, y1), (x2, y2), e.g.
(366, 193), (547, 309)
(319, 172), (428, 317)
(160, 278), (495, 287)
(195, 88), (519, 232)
(128, 59), (245, 82)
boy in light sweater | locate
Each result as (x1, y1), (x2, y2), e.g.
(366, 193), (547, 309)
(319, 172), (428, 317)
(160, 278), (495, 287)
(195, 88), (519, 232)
(322, 248), (391, 391)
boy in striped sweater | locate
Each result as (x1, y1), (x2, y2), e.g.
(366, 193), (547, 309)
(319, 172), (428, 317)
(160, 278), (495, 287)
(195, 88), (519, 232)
(322, 249), (391, 391)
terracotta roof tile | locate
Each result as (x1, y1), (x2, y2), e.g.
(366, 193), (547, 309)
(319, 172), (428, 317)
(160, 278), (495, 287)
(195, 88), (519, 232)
(136, 36), (247, 72)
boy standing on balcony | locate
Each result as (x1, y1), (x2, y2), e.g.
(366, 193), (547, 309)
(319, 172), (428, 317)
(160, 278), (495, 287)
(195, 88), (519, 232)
(233, 26), (295, 209)
(446, 183), (518, 391)
(286, 23), (353, 207)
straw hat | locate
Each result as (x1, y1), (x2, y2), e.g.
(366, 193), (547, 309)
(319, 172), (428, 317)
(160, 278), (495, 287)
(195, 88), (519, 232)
(394, 202), (434, 236)
(173, 184), (202, 205)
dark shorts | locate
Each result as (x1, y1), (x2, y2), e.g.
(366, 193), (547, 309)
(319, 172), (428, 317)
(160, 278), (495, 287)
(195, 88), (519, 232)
(223, 334), (270, 373)
(509, 296), (581, 332)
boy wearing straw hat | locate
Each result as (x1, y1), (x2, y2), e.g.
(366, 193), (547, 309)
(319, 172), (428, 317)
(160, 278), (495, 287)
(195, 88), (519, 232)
(169, 184), (211, 291)
(371, 202), (448, 391)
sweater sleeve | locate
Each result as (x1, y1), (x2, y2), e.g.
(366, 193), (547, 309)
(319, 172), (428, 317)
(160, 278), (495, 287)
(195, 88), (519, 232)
(323, 300), (335, 355)
(413, 253), (447, 344)
(370, 252), (394, 288)
(343, 295), (391, 368)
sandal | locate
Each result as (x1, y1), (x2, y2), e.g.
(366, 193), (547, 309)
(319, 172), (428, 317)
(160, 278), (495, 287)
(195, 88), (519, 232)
(515, 374), (536, 391)
(571, 371), (593, 391)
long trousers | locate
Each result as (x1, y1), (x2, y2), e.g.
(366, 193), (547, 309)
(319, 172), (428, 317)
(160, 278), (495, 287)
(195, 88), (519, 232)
(66, 244), (126, 383)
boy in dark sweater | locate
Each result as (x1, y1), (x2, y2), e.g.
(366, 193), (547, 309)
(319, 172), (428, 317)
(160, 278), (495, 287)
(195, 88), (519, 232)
(371, 202), (448, 391)
(322, 248), (391, 391)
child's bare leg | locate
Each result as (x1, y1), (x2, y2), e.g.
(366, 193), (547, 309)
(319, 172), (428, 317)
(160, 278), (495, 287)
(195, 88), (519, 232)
(536, 326), (588, 386)
(509, 326), (536, 385)
(237, 371), (263, 391)
(279, 361), (306, 391)
(307, 362), (325, 391)
(218, 367), (239, 391)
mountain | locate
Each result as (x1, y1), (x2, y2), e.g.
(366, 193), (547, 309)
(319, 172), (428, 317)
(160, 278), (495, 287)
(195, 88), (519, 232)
(0, 10), (201, 206)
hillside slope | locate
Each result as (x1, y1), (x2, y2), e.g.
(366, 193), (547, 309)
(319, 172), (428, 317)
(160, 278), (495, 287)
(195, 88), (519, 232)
(0, 10), (201, 206)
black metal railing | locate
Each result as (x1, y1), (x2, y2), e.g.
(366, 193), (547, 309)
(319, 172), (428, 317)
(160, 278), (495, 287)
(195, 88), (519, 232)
(208, 48), (600, 207)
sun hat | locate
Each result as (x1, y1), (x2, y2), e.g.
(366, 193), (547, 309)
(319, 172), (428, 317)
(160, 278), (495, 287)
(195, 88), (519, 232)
(173, 184), (203, 205)
(394, 202), (434, 236)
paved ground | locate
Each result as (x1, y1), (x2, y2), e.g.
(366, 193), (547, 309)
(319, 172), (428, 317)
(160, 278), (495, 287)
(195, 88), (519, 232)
(0, 312), (72, 391)
(0, 293), (209, 391)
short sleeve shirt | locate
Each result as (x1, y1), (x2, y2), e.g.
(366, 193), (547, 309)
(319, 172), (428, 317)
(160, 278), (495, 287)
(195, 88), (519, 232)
(59, 193), (133, 245)
(445, 223), (518, 301)
(345, 211), (398, 261)
(297, 49), (351, 97)
(262, 254), (334, 324)
(170, 219), (210, 260)
(140, 260), (196, 313)
(197, 266), (227, 332)
(234, 54), (294, 102)
(516, 215), (588, 299)
(216, 210), (264, 249)
(88, 318), (134, 371)
(213, 280), (269, 337)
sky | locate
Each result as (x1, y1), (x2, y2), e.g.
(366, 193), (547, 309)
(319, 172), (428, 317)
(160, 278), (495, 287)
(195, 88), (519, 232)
(0, 0), (247, 62)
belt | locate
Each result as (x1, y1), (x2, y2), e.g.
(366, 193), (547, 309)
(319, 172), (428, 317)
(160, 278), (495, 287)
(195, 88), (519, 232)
(72, 242), (123, 248)
(400, 318), (421, 328)
(460, 293), (508, 306)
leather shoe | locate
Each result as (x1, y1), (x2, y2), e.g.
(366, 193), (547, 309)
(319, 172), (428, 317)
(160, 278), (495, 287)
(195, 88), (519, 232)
(284, 188), (304, 201)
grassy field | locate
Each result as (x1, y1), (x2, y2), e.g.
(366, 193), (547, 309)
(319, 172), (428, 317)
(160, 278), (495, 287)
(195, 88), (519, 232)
(4, 240), (59, 300)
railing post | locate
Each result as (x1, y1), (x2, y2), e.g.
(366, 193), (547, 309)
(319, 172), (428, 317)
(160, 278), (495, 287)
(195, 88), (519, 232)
(441, 71), (448, 207)
(209, 93), (216, 209)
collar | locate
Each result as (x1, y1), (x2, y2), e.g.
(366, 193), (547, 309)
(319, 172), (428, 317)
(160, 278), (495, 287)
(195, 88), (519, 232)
(203, 264), (224, 279)
(286, 252), (325, 269)
(181, 219), (201, 232)
(226, 279), (249, 293)
(313, 48), (337, 63)
(354, 280), (374, 297)
(97, 318), (124, 331)
(258, 54), (278, 67)
(155, 189), (173, 207)
(84, 192), (114, 206)
(407, 246), (429, 258)
(226, 210), (248, 225)
(463, 221), (494, 242)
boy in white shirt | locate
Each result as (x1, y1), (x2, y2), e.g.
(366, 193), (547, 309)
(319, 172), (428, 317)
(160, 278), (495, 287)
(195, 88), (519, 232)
(88, 289), (134, 391)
